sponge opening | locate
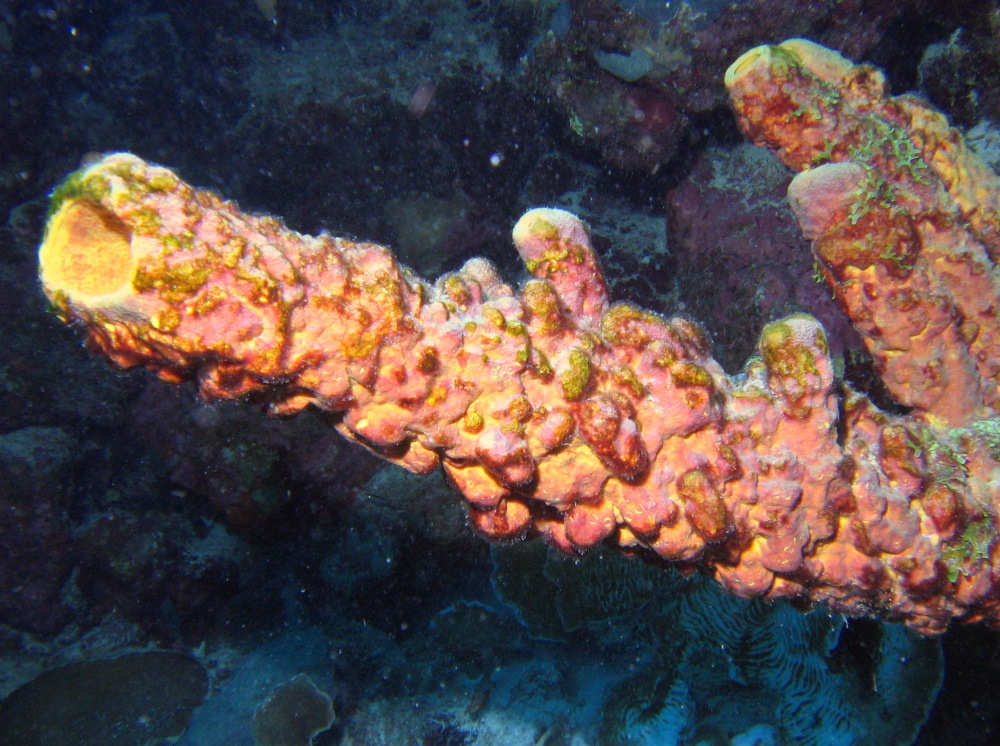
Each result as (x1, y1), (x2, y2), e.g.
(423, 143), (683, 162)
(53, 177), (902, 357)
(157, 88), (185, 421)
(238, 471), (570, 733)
(39, 199), (135, 300)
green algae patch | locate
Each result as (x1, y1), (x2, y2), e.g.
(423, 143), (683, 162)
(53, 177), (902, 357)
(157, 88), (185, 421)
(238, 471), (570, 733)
(758, 317), (824, 388)
(47, 169), (112, 219)
(560, 348), (592, 401)
(942, 515), (996, 583)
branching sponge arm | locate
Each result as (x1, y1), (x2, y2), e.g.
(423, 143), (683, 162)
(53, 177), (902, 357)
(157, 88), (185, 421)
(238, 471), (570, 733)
(726, 38), (1000, 428)
(39, 39), (1000, 635)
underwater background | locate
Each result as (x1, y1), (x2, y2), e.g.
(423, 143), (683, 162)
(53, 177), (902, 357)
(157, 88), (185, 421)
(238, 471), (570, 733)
(2, 0), (1000, 744)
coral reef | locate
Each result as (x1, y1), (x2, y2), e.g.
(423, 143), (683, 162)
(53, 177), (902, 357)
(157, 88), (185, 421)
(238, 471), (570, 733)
(493, 544), (941, 745)
(917, 8), (1000, 126)
(665, 142), (859, 371)
(73, 510), (242, 643)
(0, 426), (79, 634)
(527, 0), (913, 171)
(0, 651), (207, 745)
(590, 564), (941, 746)
(179, 628), (339, 746)
(252, 673), (336, 746)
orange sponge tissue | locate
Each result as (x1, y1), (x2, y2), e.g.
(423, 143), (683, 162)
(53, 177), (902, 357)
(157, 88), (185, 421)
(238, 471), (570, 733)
(39, 39), (1000, 635)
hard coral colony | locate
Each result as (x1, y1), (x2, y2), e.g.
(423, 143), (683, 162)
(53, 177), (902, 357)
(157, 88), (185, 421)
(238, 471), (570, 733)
(37, 40), (1000, 635)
